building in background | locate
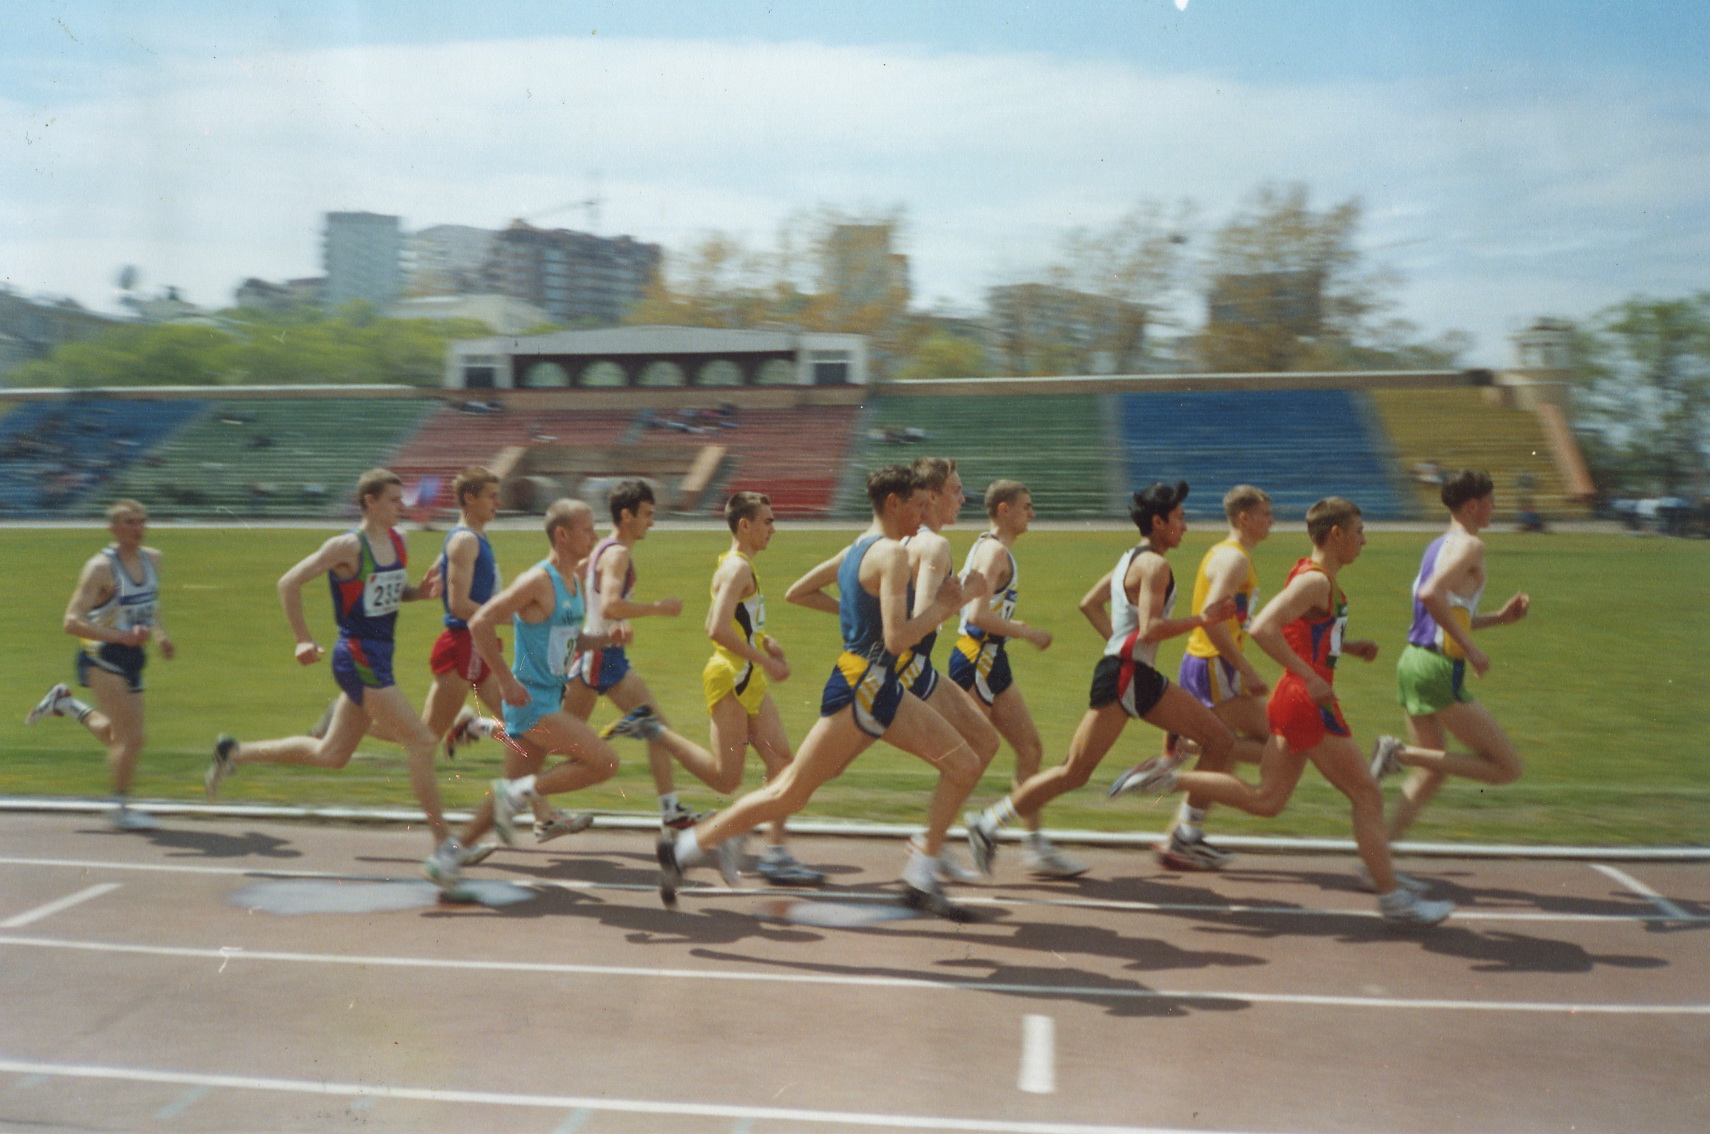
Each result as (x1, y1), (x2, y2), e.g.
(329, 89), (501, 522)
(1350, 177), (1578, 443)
(233, 277), (325, 312)
(986, 283), (1150, 376)
(0, 289), (122, 383)
(483, 221), (661, 328)
(387, 294), (550, 336)
(323, 211), (404, 308)
(408, 224), (495, 296)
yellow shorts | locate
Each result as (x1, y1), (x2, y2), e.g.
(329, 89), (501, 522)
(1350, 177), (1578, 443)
(703, 654), (769, 715)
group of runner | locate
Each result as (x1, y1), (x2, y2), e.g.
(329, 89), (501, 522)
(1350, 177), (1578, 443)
(27, 460), (1529, 928)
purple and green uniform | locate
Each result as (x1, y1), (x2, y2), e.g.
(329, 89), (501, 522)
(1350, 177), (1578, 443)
(328, 529), (409, 704)
(1396, 534), (1484, 716)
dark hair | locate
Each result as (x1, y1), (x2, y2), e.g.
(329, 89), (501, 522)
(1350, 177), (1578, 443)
(608, 478), (654, 525)
(453, 465), (499, 508)
(1130, 480), (1189, 536)
(1440, 468), (1494, 511)
(866, 465), (922, 512)
(725, 490), (771, 533)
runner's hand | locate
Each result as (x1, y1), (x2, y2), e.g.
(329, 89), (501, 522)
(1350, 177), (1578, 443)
(294, 640), (324, 666)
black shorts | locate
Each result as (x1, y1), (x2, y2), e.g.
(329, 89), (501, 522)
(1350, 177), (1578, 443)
(1089, 654), (1169, 719)
(77, 643), (146, 694)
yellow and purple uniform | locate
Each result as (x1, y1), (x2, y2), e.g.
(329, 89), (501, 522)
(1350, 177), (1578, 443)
(1178, 538), (1260, 708)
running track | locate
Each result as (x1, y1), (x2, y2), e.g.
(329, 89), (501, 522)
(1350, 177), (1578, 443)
(1, 811), (1706, 1133)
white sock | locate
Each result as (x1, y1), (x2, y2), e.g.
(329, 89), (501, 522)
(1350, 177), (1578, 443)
(469, 717), (498, 739)
(659, 792), (681, 815)
(902, 848), (940, 889)
(61, 694), (93, 721)
(674, 827), (705, 866)
(985, 797), (1019, 830)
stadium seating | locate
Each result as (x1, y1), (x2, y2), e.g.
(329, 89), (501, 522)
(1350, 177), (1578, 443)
(652, 405), (863, 518)
(389, 405), (635, 483)
(0, 398), (207, 517)
(1116, 389), (1409, 521)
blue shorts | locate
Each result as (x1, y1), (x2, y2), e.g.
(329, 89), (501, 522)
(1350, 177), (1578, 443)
(1177, 653), (1252, 709)
(948, 636), (1012, 706)
(331, 636), (395, 706)
(504, 680), (566, 738)
(77, 643), (146, 694)
(896, 649), (939, 701)
(568, 645), (630, 694)
(820, 650), (905, 738)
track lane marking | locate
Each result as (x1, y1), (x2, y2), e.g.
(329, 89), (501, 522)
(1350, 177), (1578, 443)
(0, 882), (121, 928)
(1, 934), (1705, 1016)
(1019, 1015), (1055, 1093)
(1591, 864), (1692, 920)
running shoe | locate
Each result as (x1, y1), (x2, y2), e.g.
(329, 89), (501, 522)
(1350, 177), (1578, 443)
(307, 698), (336, 740)
(444, 706), (479, 759)
(656, 831), (683, 908)
(1107, 756), (1181, 798)
(1377, 888), (1454, 926)
(661, 803), (704, 831)
(1369, 735), (1406, 780)
(756, 848), (826, 887)
(1155, 830), (1234, 872)
(25, 682), (70, 726)
(205, 735), (238, 799)
(1024, 837), (1090, 879)
(111, 804), (157, 832)
(1356, 864), (1431, 895)
(712, 837), (744, 888)
(899, 878), (980, 923)
(422, 840), (464, 892)
(534, 809), (594, 843)
(936, 845), (983, 884)
(601, 704), (665, 742)
(963, 811), (998, 876)
(458, 842), (498, 866)
(489, 777), (521, 846)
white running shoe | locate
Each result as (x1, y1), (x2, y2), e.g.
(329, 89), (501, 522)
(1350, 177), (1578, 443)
(1024, 837), (1089, 879)
(1107, 757), (1182, 798)
(25, 683), (70, 726)
(111, 805), (157, 832)
(489, 778), (521, 846)
(422, 840), (465, 892)
(533, 809), (594, 843)
(963, 811), (998, 876)
(757, 848), (826, 887)
(1357, 864), (1431, 895)
(1378, 887), (1454, 926)
(1156, 831), (1235, 872)
(1369, 735), (1406, 780)
(458, 842), (498, 867)
(445, 706), (479, 759)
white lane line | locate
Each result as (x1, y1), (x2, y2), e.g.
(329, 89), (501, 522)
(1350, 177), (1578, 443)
(1591, 864), (1692, 921)
(0, 882), (121, 929)
(2, 933), (1705, 1016)
(1018, 1015), (1055, 1094)
(0, 1055), (1268, 1134)
(1, 855), (1700, 925)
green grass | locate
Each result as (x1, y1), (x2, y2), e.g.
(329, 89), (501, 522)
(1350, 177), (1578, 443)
(2, 524), (1706, 846)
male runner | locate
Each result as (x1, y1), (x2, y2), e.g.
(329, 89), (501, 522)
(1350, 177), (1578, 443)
(948, 479), (1086, 878)
(702, 491), (824, 886)
(1160, 483), (1276, 871)
(1119, 497), (1455, 926)
(1371, 469), (1530, 841)
(658, 465), (982, 919)
(204, 469), (467, 882)
(423, 466), (581, 844)
(964, 481), (1258, 875)
(27, 498), (176, 831)
(425, 499), (642, 889)
(562, 479), (723, 829)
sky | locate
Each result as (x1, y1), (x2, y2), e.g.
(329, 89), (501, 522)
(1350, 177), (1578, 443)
(5, 0), (1708, 365)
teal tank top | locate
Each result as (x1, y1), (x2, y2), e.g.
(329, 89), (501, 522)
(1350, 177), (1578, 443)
(512, 560), (585, 687)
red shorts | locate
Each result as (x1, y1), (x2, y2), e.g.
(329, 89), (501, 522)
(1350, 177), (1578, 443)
(429, 626), (492, 685)
(1267, 674), (1350, 754)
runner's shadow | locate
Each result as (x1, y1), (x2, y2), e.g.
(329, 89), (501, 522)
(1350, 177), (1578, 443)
(108, 826), (303, 859)
(688, 947), (1249, 1019)
(1422, 928), (1670, 974)
(840, 914), (1267, 974)
(431, 884), (825, 945)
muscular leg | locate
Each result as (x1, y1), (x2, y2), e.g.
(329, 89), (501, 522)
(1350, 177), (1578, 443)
(1307, 734), (1400, 895)
(885, 694), (983, 855)
(1173, 734), (1309, 818)
(1386, 703), (1520, 840)
(987, 685), (1047, 832)
(747, 696), (795, 847)
(462, 714), (619, 844)
(232, 695), (367, 769)
(706, 695), (754, 796)
(362, 685), (449, 843)
(1009, 703), (1128, 818)
(421, 670), (472, 742)
(83, 669), (144, 796)
(924, 679), (1001, 775)
(695, 713), (872, 849)
(605, 672), (722, 791)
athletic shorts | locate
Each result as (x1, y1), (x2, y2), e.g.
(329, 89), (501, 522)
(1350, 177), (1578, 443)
(948, 636), (1013, 706)
(1396, 643), (1473, 717)
(1088, 653), (1170, 719)
(76, 643), (146, 694)
(1267, 673), (1351, 754)
(820, 650), (905, 738)
(504, 679), (566, 738)
(429, 626), (492, 684)
(896, 649), (939, 701)
(331, 636), (395, 705)
(1178, 653), (1253, 710)
(703, 654), (768, 716)
(567, 645), (630, 694)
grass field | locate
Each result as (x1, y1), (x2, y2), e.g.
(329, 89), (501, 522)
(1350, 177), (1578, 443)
(1, 521), (1705, 845)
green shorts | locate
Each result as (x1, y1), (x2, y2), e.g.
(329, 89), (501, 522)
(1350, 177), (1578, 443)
(1396, 643), (1474, 717)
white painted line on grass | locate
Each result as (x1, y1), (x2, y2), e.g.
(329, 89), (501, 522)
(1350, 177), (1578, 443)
(1591, 864), (1692, 921)
(0, 1055), (1275, 1134)
(3, 934), (1706, 1016)
(1019, 1015), (1055, 1094)
(0, 883), (121, 929)
(3, 855), (1703, 925)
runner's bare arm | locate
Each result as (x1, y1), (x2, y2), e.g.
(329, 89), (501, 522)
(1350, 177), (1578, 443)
(784, 546), (847, 615)
(1078, 569), (1114, 639)
(276, 533), (360, 665)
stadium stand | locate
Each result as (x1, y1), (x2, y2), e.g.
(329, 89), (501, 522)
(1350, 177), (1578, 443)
(842, 394), (1110, 518)
(650, 405), (864, 518)
(86, 398), (438, 519)
(0, 398), (206, 517)
(1117, 388), (1409, 521)
(389, 405), (634, 484)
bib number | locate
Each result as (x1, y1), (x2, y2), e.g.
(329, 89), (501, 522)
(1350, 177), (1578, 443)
(1329, 615), (1347, 658)
(548, 625), (580, 676)
(364, 571), (405, 616)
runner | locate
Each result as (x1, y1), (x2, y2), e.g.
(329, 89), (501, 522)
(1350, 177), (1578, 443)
(1372, 468), (1530, 843)
(1116, 496), (1456, 926)
(425, 499), (639, 890)
(561, 479), (723, 830)
(1160, 483), (1276, 871)
(658, 465), (982, 920)
(963, 481), (1257, 876)
(203, 469), (467, 882)
(26, 499), (176, 831)
(947, 479), (1087, 878)
(702, 491), (824, 886)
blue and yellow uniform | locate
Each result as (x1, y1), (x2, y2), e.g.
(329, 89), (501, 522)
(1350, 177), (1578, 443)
(1178, 538), (1260, 708)
(328, 529), (409, 704)
(77, 547), (159, 693)
(505, 559), (585, 737)
(819, 535), (915, 737)
(703, 549), (771, 715)
(894, 533), (942, 700)
(949, 532), (1018, 705)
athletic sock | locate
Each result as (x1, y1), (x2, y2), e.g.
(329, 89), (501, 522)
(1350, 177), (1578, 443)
(659, 792), (681, 816)
(674, 827), (705, 866)
(508, 774), (539, 803)
(1175, 803), (1207, 842)
(468, 717), (498, 739)
(62, 695), (93, 722)
(901, 847), (940, 890)
(984, 797), (1019, 830)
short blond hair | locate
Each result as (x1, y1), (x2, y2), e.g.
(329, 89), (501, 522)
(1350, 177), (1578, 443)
(354, 468), (403, 509)
(911, 456), (957, 492)
(544, 497), (592, 544)
(106, 498), (147, 524)
(1305, 497), (1362, 546)
(453, 466), (500, 508)
(1223, 484), (1271, 523)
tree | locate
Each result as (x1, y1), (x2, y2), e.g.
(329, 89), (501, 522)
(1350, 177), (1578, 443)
(893, 329), (989, 381)
(1573, 294), (1710, 496)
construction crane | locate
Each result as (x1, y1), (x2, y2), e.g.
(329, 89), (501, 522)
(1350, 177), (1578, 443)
(523, 181), (604, 234)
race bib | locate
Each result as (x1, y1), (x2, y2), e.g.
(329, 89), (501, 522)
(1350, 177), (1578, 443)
(549, 625), (579, 675)
(118, 594), (157, 629)
(1329, 615), (1347, 658)
(364, 569), (406, 616)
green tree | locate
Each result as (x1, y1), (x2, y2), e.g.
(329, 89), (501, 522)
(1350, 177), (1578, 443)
(894, 329), (989, 381)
